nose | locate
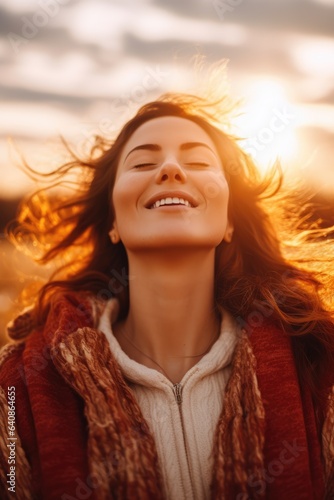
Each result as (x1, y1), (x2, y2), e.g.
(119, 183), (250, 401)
(155, 158), (187, 184)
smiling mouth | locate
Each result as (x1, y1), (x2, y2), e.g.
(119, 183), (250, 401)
(149, 197), (194, 209)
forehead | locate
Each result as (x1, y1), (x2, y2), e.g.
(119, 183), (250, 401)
(120, 116), (218, 160)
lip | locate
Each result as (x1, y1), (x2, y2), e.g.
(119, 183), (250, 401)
(145, 191), (198, 209)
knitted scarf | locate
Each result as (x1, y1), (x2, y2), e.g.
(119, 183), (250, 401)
(0, 293), (333, 499)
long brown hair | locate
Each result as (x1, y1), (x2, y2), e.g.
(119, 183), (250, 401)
(7, 92), (334, 402)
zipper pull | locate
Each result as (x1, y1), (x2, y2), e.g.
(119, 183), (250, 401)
(172, 383), (183, 405)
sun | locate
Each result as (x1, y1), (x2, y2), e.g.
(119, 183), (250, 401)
(233, 79), (299, 174)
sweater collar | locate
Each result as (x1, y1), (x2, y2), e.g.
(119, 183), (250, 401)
(98, 298), (240, 389)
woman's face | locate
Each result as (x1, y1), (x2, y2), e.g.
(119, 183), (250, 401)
(111, 116), (233, 252)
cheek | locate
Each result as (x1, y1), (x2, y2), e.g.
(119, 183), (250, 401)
(112, 177), (138, 218)
(111, 190), (131, 236)
(111, 176), (150, 243)
(203, 174), (230, 211)
(112, 185), (124, 215)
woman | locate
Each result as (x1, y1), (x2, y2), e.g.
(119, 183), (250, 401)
(0, 91), (333, 500)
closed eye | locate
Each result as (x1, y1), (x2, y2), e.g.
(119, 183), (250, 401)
(185, 162), (210, 167)
(133, 163), (156, 169)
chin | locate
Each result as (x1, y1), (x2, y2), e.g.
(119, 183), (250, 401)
(124, 234), (222, 251)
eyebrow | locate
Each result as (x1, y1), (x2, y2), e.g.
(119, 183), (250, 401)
(124, 142), (217, 161)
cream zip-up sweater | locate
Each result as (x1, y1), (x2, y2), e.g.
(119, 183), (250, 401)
(99, 301), (239, 500)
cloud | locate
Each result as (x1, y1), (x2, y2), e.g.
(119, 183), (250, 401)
(289, 36), (334, 78)
(0, 102), (80, 138)
(0, 0), (333, 198)
(121, 32), (299, 80)
(0, 83), (92, 110)
(151, 0), (334, 38)
(314, 89), (334, 105)
(0, 5), (23, 34)
(152, 0), (214, 19)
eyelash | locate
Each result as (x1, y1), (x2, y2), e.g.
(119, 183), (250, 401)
(133, 162), (210, 169)
(185, 162), (210, 167)
(133, 163), (156, 169)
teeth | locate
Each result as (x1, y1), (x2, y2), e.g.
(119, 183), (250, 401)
(150, 197), (192, 209)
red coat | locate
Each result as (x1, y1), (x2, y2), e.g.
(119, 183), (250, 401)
(0, 293), (333, 499)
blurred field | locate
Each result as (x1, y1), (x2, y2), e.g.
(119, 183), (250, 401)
(0, 198), (50, 347)
(0, 238), (51, 348)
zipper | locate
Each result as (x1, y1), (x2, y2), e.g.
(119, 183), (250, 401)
(172, 383), (195, 498)
(172, 382), (183, 405)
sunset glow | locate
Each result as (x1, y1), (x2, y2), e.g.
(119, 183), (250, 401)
(0, 0), (333, 196)
(234, 80), (299, 173)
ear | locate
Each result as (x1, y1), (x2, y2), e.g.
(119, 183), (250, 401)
(223, 220), (234, 243)
(108, 224), (121, 244)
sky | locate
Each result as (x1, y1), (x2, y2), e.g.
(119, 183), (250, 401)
(0, 0), (334, 198)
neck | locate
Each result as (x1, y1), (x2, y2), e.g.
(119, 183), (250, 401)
(114, 249), (220, 383)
